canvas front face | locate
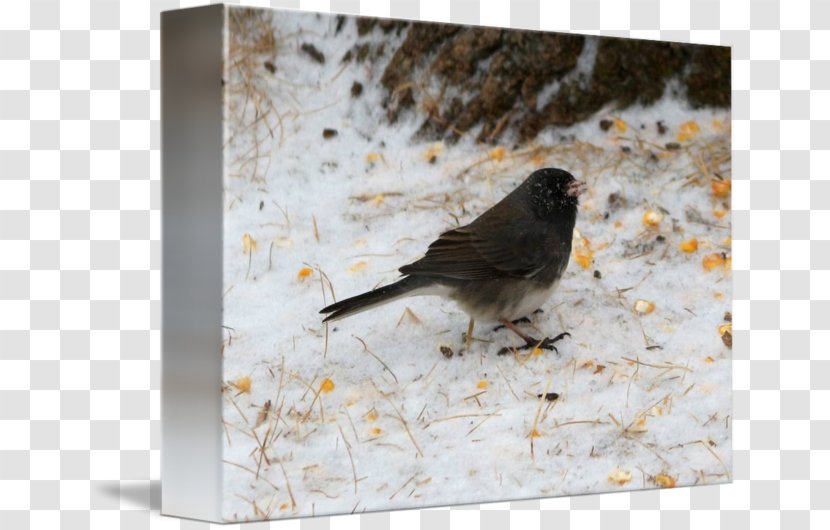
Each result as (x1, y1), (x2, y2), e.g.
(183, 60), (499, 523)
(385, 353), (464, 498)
(214, 6), (732, 522)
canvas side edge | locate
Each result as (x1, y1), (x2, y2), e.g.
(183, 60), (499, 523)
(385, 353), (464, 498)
(161, 4), (225, 523)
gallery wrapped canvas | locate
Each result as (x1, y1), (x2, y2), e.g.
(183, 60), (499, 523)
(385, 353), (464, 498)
(162, 4), (731, 523)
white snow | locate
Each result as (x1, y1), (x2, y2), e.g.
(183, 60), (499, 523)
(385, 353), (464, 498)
(219, 9), (732, 522)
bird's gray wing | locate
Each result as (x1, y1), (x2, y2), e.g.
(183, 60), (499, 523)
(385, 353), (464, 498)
(398, 222), (548, 280)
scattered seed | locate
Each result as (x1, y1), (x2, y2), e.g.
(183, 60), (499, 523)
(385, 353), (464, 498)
(711, 180), (731, 197)
(642, 209), (663, 228)
(607, 192), (625, 211)
(320, 378), (335, 393)
(721, 331), (732, 349)
(679, 238), (699, 253)
(232, 376), (252, 394)
(677, 120), (700, 142)
(536, 392), (559, 402)
(654, 474), (676, 488)
(608, 467), (632, 485)
(634, 299), (656, 315)
(255, 400), (271, 428)
(301, 43), (325, 64)
(702, 252), (727, 271)
(242, 233), (257, 253)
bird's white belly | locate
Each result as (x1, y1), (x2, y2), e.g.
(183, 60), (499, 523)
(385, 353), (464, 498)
(504, 279), (561, 321)
(450, 277), (563, 323)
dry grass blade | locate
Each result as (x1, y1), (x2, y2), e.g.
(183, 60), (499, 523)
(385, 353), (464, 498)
(315, 266), (329, 357)
(382, 396), (423, 458)
(389, 474), (417, 500)
(671, 439), (731, 481)
(424, 412), (502, 428)
(396, 307), (422, 327)
(277, 456), (297, 508)
(529, 378), (552, 459)
(353, 335), (398, 384)
(338, 423), (359, 494)
(551, 419), (605, 429)
(252, 423), (272, 479)
(495, 363), (520, 401)
(307, 262), (337, 304)
(621, 356), (693, 372)
(466, 410), (501, 437)
(223, 459), (280, 491)
(626, 356), (640, 408)
(226, 8), (288, 181)
(341, 406), (361, 444)
(619, 393), (672, 437)
(225, 392), (250, 425)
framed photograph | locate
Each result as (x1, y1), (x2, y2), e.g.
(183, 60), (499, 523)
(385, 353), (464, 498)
(162, 4), (732, 522)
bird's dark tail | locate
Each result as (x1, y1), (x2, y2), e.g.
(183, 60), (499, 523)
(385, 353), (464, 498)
(319, 276), (425, 322)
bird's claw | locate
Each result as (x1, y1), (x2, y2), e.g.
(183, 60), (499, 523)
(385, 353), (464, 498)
(497, 332), (571, 356)
(492, 316), (532, 331)
(539, 332), (570, 348)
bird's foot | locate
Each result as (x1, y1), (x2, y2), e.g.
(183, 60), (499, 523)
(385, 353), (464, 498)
(497, 332), (570, 356)
(492, 316), (532, 331)
(531, 332), (571, 353)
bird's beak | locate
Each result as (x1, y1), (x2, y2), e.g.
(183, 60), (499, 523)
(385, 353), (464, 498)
(567, 180), (587, 198)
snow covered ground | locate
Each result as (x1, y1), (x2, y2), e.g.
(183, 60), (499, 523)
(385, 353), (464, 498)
(219, 8), (731, 522)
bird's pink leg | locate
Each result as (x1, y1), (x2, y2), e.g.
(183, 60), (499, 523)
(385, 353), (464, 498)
(465, 317), (475, 350)
(497, 319), (570, 356)
(498, 319), (535, 343)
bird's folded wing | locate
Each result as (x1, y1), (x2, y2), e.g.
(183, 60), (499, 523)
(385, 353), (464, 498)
(398, 225), (546, 280)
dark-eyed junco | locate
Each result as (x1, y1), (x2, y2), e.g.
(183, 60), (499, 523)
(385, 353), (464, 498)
(320, 167), (586, 354)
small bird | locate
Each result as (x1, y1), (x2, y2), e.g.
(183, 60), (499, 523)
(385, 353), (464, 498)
(320, 168), (586, 354)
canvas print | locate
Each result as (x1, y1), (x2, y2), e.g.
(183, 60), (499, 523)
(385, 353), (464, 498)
(213, 6), (731, 522)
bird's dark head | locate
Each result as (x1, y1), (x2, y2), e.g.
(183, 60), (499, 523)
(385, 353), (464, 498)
(524, 168), (586, 220)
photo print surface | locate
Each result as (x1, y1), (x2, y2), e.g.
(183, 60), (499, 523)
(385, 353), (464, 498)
(219, 6), (731, 521)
